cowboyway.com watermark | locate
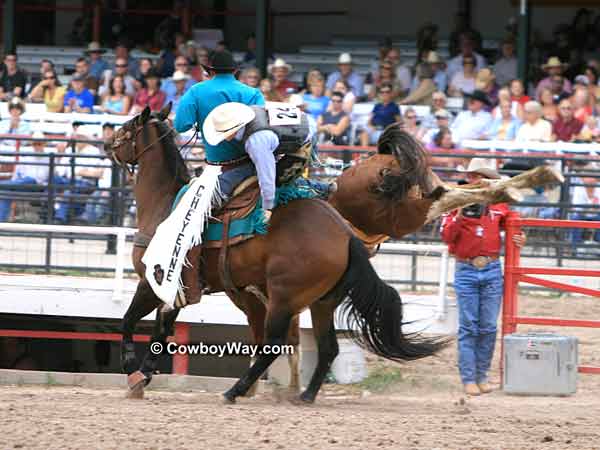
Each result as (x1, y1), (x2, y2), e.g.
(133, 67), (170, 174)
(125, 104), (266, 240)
(150, 341), (294, 359)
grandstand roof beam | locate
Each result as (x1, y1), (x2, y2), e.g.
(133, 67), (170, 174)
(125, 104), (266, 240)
(2, 0), (15, 54)
(517, 0), (530, 86)
(255, 0), (269, 77)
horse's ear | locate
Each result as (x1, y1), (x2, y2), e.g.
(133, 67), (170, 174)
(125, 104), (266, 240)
(157, 102), (172, 121)
(138, 106), (151, 125)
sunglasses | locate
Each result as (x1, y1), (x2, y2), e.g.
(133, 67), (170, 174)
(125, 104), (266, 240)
(406, 115), (417, 119)
(380, 90), (392, 94)
(44, 76), (55, 80)
(176, 63), (189, 66)
(331, 99), (343, 103)
(380, 66), (392, 70)
(435, 115), (447, 119)
(115, 64), (128, 68)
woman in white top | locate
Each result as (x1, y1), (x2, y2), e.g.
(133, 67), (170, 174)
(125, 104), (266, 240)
(448, 55), (476, 97)
(515, 101), (552, 142)
(570, 176), (600, 243)
(331, 79), (356, 114)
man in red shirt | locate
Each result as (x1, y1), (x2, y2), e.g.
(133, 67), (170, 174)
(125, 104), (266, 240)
(552, 99), (583, 142)
(441, 158), (526, 396)
(268, 58), (298, 99)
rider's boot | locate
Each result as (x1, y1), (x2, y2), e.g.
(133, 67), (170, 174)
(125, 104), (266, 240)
(178, 244), (206, 308)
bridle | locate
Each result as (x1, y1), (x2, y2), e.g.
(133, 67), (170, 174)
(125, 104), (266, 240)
(110, 118), (175, 175)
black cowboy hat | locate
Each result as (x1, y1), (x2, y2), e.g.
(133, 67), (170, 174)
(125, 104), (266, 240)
(464, 89), (491, 106)
(202, 50), (237, 72)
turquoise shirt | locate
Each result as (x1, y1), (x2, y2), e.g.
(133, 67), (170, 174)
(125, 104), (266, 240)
(174, 74), (265, 163)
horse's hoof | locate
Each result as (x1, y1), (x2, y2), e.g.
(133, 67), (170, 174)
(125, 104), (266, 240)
(222, 392), (236, 404)
(127, 370), (147, 389)
(298, 391), (316, 404)
(126, 382), (145, 399)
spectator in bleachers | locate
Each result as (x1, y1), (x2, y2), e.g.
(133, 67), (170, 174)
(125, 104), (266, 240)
(368, 59), (403, 101)
(138, 58), (153, 78)
(475, 68), (499, 110)
(239, 67), (261, 88)
(191, 46), (210, 82)
(572, 88), (593, 124)
(163, 71), (189, 112)
(64, 73), (94, 114)
(99, 58), (137, 97)
(28, 59), (54, 90)
(302, 76), (330, 121)
(0, 98), (31, 147)
(0, 53), (27, 100)
(509, 79), (530, 106)
(584, 66), (600, 98)
(421, 91), (449, 129)
(539, 87), (559, 122)
(448, 55), (477, 97)
(259, 78), (281, 102)
(28, 69), (66, 113)
(317, 91), (351, 145)
(446, 33), (486, 81)
(162, 56), (195, 98)
(85, 42), (110, 80)
(493, 87), (522, 120)
(549, 74), (570, 103)
(449, 13), (483, 57)
(359, 83), (401, 146)
(578, 116), (600, 141)
(98, 75), (131, 115)
(399, 63), (436, 106)
(384, 48), (412, 98)
(552, 98), (583, 142)
(243, 33), (257, 65)
(301, 69), (325, 94)
(325, 53), (364, 98)
(450, 90), (492, 144)
(570, 177), (600, 245)
(535, 57), (572, 101)
(413, 51), (447, 93)
(484, 100), (520, 140)
(429, 126), (455, 150)
(331, 80), (355, 114)
(115, 41), (140, 79)
(516, 101), (552, 142)
(493, 38), (517, 87)
(268, 58), (298, 99)
(131, 68), (166, 114)
(73, 57), (99, 96)
(54, 133), (110, 224)
(0, 131), (49, 222)
(402, 107), (422, 139)
(422, 109), (451, 145)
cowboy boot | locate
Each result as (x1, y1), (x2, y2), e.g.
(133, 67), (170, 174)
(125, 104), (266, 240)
(180, 244), (206, 307)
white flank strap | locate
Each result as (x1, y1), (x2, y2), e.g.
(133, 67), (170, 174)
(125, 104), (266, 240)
(142, 165), (222, 307)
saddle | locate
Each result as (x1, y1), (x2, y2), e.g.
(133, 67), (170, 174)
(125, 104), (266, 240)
(204, 176), (261, 249)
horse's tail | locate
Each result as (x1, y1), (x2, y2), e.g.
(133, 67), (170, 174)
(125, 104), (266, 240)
(337, 236), (450, 361)
(375, 123), (432, 200)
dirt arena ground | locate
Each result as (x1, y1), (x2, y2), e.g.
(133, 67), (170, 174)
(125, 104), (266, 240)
(2, 293), (600, 450)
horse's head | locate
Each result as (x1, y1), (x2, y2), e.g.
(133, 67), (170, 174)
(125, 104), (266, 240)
(105, 102), (172, 172)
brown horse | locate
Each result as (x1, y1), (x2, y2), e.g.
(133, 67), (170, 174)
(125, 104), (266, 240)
(106, 105), (448, 404)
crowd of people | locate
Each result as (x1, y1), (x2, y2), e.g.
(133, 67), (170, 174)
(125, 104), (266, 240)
(0, 14), (599, 230)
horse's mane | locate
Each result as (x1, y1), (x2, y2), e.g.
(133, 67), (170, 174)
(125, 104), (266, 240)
(372, 123), (432, 200)
(154, 119), (191, 187)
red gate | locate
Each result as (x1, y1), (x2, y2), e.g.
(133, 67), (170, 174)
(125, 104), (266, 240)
(502, 212), (600, 375)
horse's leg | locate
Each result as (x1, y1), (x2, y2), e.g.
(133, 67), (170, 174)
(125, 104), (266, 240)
(299, 296), (339, 403)
(223, 304), (293, 404)
(235, 291), (266, 398)
(287, 315), (301, 393)
(121, 280), (161, 376)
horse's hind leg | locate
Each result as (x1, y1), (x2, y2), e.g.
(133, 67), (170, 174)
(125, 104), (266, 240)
(223, 304), (293, 404)
(121, 280), (161, 376)
(287, 315), (301, 393)
(299, 295), (339, 404)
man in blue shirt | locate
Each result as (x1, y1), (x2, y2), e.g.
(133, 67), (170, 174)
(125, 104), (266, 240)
(450, 90), (493, 145)
(173, 50), (264, 306)
(359, 83), (401, 146)
(174, 50), (264, 165)
(85, 42), (110, 80)
(64, 73), (94, 113)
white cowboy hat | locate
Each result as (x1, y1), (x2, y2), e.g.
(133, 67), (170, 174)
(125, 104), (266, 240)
(84, 41), (107, 54)
(268, 58), (292, 73)
(172, 70), (190, 82)
(338, 53), (352, 64)
(203, 102), (256, 146)
(458, 157), (501, 179)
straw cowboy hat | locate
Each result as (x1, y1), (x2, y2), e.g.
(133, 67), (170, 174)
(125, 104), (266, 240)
(459, 157), (501, 179)
(203, 102), (256, 146)
(268, 58), (292, 73)
(172, 70), (190, 82)
(542, 56), (568, 71)
(84, 41), (107, 54)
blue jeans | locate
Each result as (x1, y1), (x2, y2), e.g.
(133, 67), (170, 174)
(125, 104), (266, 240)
(454, 260), (503, 384)
(0, 176), (39, 221)
(218, 163), (256, 198)
(54, 179), (96, 223)
(570, 213), (600, 244)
